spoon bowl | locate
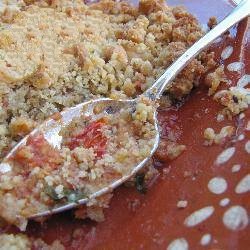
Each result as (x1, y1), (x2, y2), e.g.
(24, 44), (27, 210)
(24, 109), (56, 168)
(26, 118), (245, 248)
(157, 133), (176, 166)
(0, 96), (160, 218)
(32, 97), (160, 218)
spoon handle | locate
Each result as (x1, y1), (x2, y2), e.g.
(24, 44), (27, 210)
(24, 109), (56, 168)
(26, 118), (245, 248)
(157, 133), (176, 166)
(144, 0), (250, 99)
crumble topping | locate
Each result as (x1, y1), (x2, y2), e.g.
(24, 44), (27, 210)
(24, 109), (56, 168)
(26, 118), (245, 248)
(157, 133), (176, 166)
(214, 87), (250, 117)
(204, 126), (235, 146)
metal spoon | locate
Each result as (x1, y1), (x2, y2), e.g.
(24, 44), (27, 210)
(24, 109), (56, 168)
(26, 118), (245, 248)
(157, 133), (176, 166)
(0, 0), (249, 219)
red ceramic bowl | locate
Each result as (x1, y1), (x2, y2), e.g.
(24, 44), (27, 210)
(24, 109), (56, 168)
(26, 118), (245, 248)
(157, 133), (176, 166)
(11, 1), (249, 249)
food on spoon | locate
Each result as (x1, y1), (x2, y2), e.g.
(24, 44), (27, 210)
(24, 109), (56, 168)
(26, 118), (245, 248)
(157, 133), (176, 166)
(0, 97), (157, 230)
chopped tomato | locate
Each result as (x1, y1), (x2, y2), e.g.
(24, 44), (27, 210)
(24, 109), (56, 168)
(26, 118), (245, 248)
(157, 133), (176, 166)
(12, 133), (62, 170)
(67, 119), (107, 157)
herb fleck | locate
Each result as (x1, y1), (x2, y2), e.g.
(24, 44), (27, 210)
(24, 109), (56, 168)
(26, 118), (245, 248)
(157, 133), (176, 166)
(44, 185), (61, 201)
(44, 184), (86, 203)
(135, 173), (147, 194)
(232, 95), (238, 103)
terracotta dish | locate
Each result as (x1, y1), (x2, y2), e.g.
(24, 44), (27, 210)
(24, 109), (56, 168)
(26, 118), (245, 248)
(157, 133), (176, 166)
(0, 0), (249, 249)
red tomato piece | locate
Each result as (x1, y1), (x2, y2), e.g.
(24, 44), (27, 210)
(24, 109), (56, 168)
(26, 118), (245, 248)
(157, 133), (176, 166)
(12, 133), (62, 170)
(67, 119), (107, 157)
